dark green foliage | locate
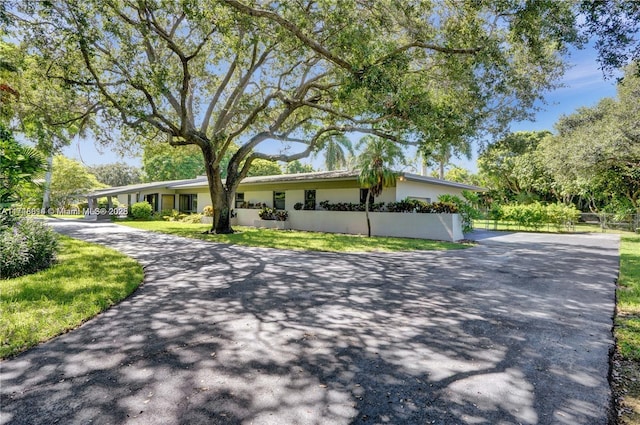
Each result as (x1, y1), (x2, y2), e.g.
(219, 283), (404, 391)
(130, 202), (152, 220)
(1, 218), (58, 279)
(319, 200), (385, 212)
(88, 162), (142, 187)
(386, 199), (420, 213)
(438, 193), (479, 233)
(0, 124), (46, 208)
(580, 0), (640, 76)
(293, 202), (303, 210)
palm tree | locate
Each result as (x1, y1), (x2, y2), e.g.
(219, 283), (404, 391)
(320, 134), (354, 171)
(357, 136), (404, 237)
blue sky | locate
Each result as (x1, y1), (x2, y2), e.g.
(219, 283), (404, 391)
(62, 43), (619, 174)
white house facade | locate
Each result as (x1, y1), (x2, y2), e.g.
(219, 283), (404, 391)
(87, 170), (484, 241)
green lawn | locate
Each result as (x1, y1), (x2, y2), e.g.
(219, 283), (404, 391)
(0, 235), (143, 359)
(611, 234), (640, 424)
(117, 220), (470, 252)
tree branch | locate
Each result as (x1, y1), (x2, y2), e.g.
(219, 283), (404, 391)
(223, 0), (354, 71)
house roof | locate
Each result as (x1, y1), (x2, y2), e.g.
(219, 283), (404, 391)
(399, 172), (485, 191)
(169, 169), (359, 189)
(87, 176), (208, 198)
(88, 169), (485, 197)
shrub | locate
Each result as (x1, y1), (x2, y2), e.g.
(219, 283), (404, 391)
(258, 206), (276, 220)
(275, 210), (289, 221)
(258, 207), (289, 221)
(180, 213), (204, 224)
(294, 202), (303, 210)
(258, 206), (273, 220)
(161, 209), (180, 221)
(1, 218), (59, 279)
(386, 199), (419, 213)
(130, 202), (153, 220)
(495, 202), (581, 231)
(319, 200), (384, 212)
(202, 205), (214, 217)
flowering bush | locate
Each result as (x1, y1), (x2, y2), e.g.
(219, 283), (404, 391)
(1, 218), (59, 279)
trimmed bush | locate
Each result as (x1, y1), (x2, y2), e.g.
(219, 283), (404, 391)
(131, 202), (153, 220)
(1, 219), (59, 279)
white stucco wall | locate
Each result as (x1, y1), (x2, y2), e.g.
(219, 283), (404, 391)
(395, 180), (468, 203)
(234, 209), (464, 242)
(196, 192), (212, 213)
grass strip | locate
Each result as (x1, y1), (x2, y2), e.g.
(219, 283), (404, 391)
(117, 221), (469, 252)
(0, 235), (143, 359)
(614, 234), (640, 424)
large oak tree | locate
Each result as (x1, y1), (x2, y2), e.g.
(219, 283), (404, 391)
(14, 0), (579, 233)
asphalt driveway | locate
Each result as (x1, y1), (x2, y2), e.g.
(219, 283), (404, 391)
(0, 222), (620, 425)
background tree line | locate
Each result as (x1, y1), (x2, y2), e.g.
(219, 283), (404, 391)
(473, 63), (639, 215)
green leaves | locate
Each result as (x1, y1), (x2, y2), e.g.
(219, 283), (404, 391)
(0, 125), (46, 207)
(357, 136), (403, 196)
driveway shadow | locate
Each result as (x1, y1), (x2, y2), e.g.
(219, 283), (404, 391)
(0, 222), (620, 425)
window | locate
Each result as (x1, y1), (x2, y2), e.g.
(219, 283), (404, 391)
(360, 188), (374, 204)
(235, 192), (245, 208)
(179, 194), (197, 213)
(273, 191), (286, 210)
(144, 193), (159, 212)
(304, 190), (316, 210)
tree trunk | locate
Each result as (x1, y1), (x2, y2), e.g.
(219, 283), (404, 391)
(42, 153), (53, 212)
(365, 190), (371, 237)
(202, 143), (234, 234)
(211, 187), (234, 234)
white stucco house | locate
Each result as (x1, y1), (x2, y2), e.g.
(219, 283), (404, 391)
(87, 170), (484, 241)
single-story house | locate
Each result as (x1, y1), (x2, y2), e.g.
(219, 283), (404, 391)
(87, 170), (484, 241)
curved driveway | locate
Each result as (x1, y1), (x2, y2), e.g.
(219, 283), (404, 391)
(1, 221), (620, 425)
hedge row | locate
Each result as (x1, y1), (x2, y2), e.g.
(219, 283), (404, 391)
(490, 202), (581, 230)
(317, 200), (459, 214)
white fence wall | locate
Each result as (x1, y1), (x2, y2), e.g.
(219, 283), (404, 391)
(230, 209), (463, 242)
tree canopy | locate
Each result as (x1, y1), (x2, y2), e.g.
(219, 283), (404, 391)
(12, 0), (581, 232)
(478, 131), (553, 203)
(540, 63), (640, 210)
(50, 156), (105, 208)
(142, 141), (206, 182)
(580, 0), (640, 76)
(284, 160), (314, 174)
(88, 162), (142, 187)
